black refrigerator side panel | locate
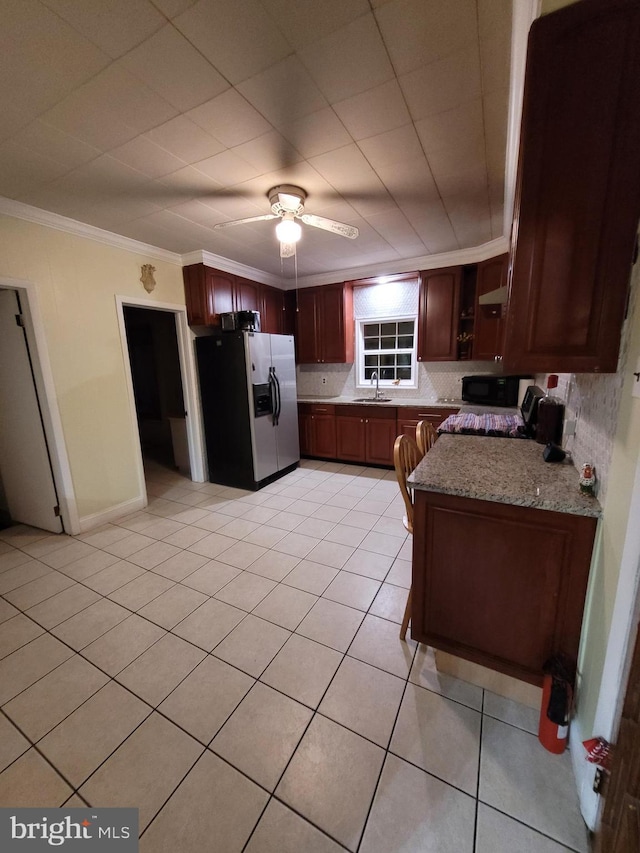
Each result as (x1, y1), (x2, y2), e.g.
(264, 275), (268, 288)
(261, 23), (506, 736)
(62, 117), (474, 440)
(196, 334), (254, 489)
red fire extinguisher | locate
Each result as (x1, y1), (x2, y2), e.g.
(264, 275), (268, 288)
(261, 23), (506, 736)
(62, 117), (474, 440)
(538, 656), (574, 754)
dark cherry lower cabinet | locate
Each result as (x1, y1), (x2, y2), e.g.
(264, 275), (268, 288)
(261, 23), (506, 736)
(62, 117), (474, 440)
(335, 406), (396, 467)
(298, 404), (336, 459)
(396, 407), (459, 441)
(411, 490), (597, 685)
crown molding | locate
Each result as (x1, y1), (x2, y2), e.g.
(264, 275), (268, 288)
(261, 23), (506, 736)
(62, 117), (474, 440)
(285, 237), (510, 290)
(181, 250), (284, 288)
(0, 197), (183, 264)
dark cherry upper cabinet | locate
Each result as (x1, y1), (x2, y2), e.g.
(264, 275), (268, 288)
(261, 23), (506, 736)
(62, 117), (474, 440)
(418, 267), (461, 361)
(504, 0), (640, 374)
(183, 264), (283, 330)
(260, 285), (285, 334)
(474, 255), (507, 361)
(295, 283), (354, 364)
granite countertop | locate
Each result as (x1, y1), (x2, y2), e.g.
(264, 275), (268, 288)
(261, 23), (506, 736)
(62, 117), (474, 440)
(297, 395), (463, 409)
(407, 434), (602, 517)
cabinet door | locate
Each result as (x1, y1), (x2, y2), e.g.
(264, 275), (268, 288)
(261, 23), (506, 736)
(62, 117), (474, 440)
(504, 0), (640, 374)
(295, 289), (319, 363)
(418, 268), (461, 361)
(320, 284), (354, 364)
(235, 277), (261, 313)
(365, 418), (396, 466)
(335, 416), (366, 462)
(474, 255), (507, 361)
(396, 418), (419, 442)
(261, 285), (284, 334)
(208, 271), (235, 325)
(311, 414), (337, 458)
(298, 411), (311, 456)
(183, 265), (208, 325)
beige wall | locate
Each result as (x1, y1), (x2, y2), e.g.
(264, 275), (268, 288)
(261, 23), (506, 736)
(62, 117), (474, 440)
(577, 255), (640, 735)
(0, 215), (185, 522)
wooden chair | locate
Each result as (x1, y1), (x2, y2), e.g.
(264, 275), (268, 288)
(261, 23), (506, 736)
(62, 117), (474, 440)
(415, 419), (438, 455)
(393, 434), (424, 640)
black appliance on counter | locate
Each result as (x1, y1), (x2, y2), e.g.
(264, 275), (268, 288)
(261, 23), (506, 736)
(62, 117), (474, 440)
(220, 310), (261, 332)
(461, 374), (530, 407)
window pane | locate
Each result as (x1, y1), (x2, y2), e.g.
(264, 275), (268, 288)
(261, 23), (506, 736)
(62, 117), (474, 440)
(397, 353), (411, 366)
(380, 354), (395, 367)
(380, 322), (395, 336)
(398, 335), (413, 348)
(364, 355), (379, 367)
(398, 321), (413, 335)
(381, 336), (395, 349)
(364, 338), (379, 350)
(364, 367), (376, 380)
(397, 367), (411, 380)
(380, 367), (395, 380)
(363, 323), (379, 338)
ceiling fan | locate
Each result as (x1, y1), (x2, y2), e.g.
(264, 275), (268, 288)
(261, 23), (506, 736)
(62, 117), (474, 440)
(213, 185), (359, 258)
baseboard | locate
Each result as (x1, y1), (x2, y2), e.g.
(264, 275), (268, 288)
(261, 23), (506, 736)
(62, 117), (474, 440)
(569, 714), (600, 832)
(77, 495), (147, 533)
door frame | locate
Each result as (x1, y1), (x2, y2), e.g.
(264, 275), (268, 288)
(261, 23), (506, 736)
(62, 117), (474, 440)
(115, 296), (206, 505)
(0, 276), (79, 533)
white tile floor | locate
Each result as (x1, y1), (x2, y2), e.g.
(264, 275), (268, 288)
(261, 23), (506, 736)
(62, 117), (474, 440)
(0, 459), (590, 852)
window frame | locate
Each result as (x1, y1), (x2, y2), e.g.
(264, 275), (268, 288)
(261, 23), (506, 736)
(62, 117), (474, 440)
(356, 315), (418, 390)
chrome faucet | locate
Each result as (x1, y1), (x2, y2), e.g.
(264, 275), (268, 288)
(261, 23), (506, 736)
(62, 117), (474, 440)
(370, 371), (381, 399)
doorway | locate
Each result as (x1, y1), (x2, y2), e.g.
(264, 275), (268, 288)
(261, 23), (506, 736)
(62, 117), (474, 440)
(0, 288), (63, 533)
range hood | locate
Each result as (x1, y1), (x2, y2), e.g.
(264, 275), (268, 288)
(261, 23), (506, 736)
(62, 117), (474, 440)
(478, 285), (508, 305)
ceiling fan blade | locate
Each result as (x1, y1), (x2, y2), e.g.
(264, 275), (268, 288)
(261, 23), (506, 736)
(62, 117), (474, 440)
(300, 214), (359, 239)
(280, 241), (296, 258)
(214, 213), (279, 229)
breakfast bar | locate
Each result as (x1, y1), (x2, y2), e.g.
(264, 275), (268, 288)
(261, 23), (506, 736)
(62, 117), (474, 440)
(407, 435), (601, 686)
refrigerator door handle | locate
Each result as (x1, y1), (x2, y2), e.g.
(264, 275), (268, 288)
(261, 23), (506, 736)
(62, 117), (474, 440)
(273, 367), (282, 426)
(268, 368), (278, 426)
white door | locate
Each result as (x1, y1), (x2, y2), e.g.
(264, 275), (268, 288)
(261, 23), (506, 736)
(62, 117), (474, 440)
(0, 290), (62, 532)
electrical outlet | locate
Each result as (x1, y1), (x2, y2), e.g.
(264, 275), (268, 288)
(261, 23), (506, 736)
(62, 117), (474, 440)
(564, 419), (577, 437)
(322, 377), (327, 385)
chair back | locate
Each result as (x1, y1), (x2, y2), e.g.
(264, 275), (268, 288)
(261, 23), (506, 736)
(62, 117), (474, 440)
(416, 420), (438, 455)
(393, 434), (424, 534)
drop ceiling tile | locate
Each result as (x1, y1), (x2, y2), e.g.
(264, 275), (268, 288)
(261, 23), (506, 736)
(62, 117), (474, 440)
(415, 98), (484, 156)
(152, 0), (197, 16)
(358, 125), (424, 170)
(0, 143), (72, 198)
(174, 0), (291, 84)
(478, 0), (512, 41)
(40, 0), (165, 59)
(279, 109), (353, 159)
(238, 56), (328, 128)
(375, 156), (439, 205)
(110, 137), (188, 179)
(188, 90), (273, 148)
(434, 165), (488, 199)
(0, 102), (36, 146)
(232, 132), (304, 174)
(205, 196), (268, 221)
(309, 144), (377, 185)
(194, 150), (263, 186)
(401, 46), (482, 121)
(334, 81), (411, 142)
(145, 117), (226, 164)
(0, 0), (110, 117)
(375, 0), (478, 76)
(63, 155), (151, 194)
(121, 25), (229, 111)
(480, 32), (512, 96)
(9, 122), (102, 170)
(155, 166), (223, 206)
(301, 14), (395, 103)
(366, 209), (423, 244)
(261, 0), (369, 50)
(445, 189), (492, 245)
(120, 219), (192, 252)
(483, 90), (509, 183)
(42, 64), (178, 150)
(408, 204), (459, 253)
(167, 199), (225, 226)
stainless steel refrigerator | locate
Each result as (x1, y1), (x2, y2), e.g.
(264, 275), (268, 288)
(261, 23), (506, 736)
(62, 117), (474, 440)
(196, 331), (300, 490)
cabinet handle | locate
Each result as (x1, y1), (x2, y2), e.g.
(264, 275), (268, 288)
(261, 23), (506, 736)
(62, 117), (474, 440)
(315, 408), (328, 412)
(365, 419), (369, 423)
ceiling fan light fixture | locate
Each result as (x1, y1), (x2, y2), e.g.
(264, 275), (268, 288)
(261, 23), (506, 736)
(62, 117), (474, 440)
(276, 213), (302, 244)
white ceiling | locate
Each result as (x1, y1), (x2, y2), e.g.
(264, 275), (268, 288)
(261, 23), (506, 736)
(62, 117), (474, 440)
(0, 0), (512, 279)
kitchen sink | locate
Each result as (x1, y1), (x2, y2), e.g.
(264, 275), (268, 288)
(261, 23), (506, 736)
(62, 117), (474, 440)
(352, 397), (393, 403)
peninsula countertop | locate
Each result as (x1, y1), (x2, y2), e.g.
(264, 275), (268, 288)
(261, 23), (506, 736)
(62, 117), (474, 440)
(407, 434), (601, 517)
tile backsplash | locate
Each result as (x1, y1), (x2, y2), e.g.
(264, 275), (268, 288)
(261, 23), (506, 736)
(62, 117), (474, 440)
(296, 360), (502, 402)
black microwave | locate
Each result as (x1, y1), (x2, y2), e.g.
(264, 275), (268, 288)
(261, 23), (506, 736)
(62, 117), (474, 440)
(461, 374), (527, 407)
